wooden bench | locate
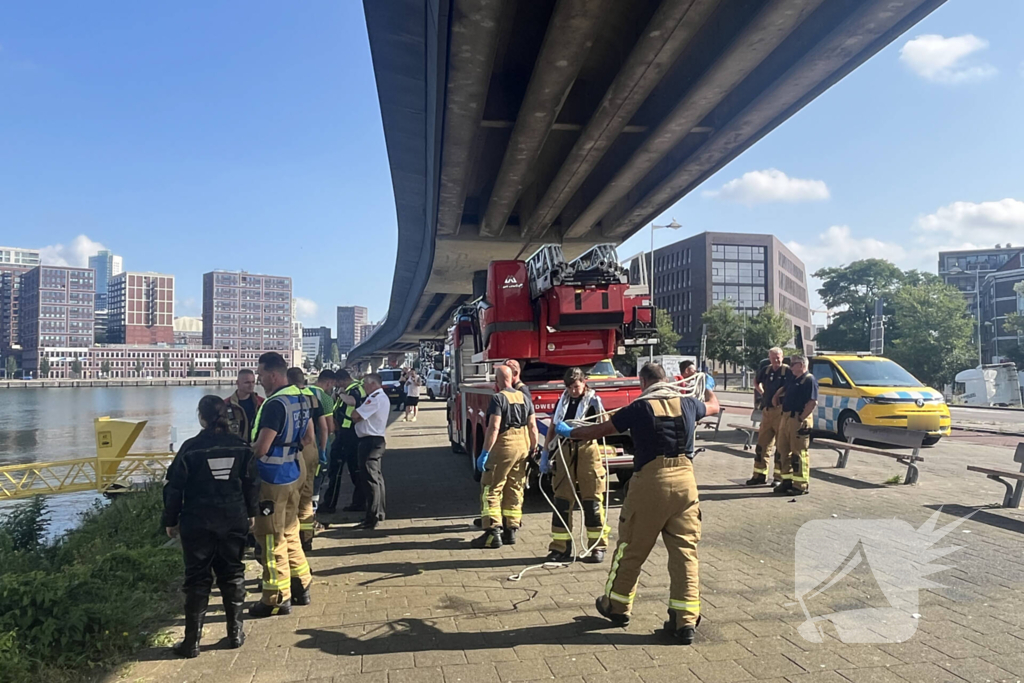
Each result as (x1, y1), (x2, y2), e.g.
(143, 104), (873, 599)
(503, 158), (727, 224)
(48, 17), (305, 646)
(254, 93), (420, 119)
(815, 422), (926, 485)
(967, 444), (1024, 508)
(698, 406), (725, 434)
(727, 409), (762, 451)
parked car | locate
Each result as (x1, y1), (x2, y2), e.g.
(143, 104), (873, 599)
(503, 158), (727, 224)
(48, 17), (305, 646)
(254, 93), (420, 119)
(425, 369), (449, 400)
(377, 368), (405, 404)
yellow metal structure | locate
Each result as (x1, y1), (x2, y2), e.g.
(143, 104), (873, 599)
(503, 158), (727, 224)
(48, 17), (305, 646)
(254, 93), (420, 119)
(0, 417), (175, 501)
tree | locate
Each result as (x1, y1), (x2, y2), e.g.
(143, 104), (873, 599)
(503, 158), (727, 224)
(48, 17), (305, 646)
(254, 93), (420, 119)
(39, 357), (50, 378)
(615, 309), (681, 374)
(100, 360), (111, 377)
(330, 343), (341, 365)
(741, 305), (792, 370)
(214, 352), (223, 375)
(1003, 282), (1024, 370)
(887, 281), (974, 388)
(134, 359), (144, 376)
(162, 354), (171, 377)
(702, 301), (744, 388)
(813, 259), (905, 352)
(4, 356), (16, 378)
(313, 353), (323, 372)
(70, 359), (82, 378)
(303, 356), (313, 372)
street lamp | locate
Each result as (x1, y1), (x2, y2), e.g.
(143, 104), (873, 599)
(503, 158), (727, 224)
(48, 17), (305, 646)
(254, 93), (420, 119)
(949, 265), (984, 367)
(649, 219), (682, 306)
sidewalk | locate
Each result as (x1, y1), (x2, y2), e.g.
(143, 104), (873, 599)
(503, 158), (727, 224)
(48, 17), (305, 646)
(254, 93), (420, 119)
(112, 401), (1024, 683)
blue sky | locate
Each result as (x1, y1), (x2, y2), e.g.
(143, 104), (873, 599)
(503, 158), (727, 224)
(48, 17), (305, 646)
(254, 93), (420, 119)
(2, 1), (1022, 331)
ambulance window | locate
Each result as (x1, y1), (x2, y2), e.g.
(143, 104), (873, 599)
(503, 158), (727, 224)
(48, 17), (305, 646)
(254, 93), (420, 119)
(811, 360), (847, 388)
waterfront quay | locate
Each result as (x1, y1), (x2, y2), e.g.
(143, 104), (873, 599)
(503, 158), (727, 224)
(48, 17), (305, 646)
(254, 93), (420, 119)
(113, 402), (1024, 683)
(0, 377), (236, 389)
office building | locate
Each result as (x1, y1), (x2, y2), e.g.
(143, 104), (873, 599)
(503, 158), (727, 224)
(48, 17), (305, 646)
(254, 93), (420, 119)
(337, 306), (368, 354)
(978, 249), (1024, 363)
(19, 266), (95, 374)
(938, 246), (1020, 319)
(302, 326), (332, 360)
(107, 271), (174, 345)
(173, 316), (204, 348)
(0, 247), (40, 268)
(360, 322), (381, 343)
(202, 271), (292, 359)
(88, 250), (123, 311)
(636, 232), (812, 355)
(36, 345), (267, 380)
(0, 265), (32, 352)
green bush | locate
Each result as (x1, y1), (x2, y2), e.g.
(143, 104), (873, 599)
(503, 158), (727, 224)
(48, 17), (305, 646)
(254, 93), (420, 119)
(0, 488), (181, 682)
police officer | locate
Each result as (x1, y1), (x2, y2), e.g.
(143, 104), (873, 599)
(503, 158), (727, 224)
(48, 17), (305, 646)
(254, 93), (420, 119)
(747, 347), (789, 486)
(472, 365), (539, 548)
(321, 368), (366, 514)
(541, 366), (609, 564)
(772, 354), (818, 495)
(162, 395), (259, 658)
(287, 367), (329, 552)
(249, 352), (315, 618)
(555, 362), (719, 644)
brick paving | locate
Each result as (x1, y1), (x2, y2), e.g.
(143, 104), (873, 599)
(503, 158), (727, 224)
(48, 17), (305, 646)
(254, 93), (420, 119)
(110, 401), (1024, 683)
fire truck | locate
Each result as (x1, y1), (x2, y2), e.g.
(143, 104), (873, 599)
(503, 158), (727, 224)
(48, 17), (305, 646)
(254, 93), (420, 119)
(445, 244), (658, 481)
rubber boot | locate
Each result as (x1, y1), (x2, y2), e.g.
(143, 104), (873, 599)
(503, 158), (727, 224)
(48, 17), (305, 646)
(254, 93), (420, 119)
(663, 612), (700, 645)
(172, 592), (209, 658)
(501, 527), (517, 546)
(773, 480), (793, 495)
(471, 527), (502, 549)
(745, 473), (767, 486)
(291, 576), (312, 606)
(594, 595), (629, 626)
(224, 597), (245, 648)
(582, 549), (605, 564)
(249, 599), (292, 619)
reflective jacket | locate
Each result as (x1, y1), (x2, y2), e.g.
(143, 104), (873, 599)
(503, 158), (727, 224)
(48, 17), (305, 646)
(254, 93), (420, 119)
(224, 390), (264, 444)
(335, 380), (367, 431)
(251, 385), (311, 485)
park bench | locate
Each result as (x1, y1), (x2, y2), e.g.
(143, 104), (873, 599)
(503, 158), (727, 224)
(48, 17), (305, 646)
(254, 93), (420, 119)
(814, 422), (926, 485)
(966, 443), (1024, 508)
(698, 406), (725, 434)
(727, 409), (762, 451)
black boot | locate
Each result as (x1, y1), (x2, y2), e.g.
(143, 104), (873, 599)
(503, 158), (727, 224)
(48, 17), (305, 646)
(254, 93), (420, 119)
(223, 597), (245, 649)
(471, 527), (502, 549)
(249, 599), (292, 619)
(773, 480), (793, 495)
(663, 611), (700, 645)
(745, 473), (767, 486)
(291, 577), (312, 606)
(172, 593), (208, 658)
(544, 549), (574, 563)
(501, 527), (517, 546)
(594, 596), (629, 626)
(582, 549), (606, 564)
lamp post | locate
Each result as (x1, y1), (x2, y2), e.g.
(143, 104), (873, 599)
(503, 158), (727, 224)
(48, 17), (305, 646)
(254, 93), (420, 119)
(648, 219), (682, 364)
(949, 265), (984, 367)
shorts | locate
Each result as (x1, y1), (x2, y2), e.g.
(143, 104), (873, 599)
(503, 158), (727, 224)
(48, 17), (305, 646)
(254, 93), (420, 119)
(405, 397), (420, 407)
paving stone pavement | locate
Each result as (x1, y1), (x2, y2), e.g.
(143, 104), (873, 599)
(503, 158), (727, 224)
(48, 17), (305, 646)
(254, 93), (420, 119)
(110, 401), (1024, 683)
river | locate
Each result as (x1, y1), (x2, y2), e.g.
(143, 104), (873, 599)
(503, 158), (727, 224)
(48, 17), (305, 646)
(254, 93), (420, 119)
(0, 385), (239, 535)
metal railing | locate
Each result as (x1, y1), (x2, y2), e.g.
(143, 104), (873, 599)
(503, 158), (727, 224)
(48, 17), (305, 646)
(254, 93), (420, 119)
(0, 453), (175, 501)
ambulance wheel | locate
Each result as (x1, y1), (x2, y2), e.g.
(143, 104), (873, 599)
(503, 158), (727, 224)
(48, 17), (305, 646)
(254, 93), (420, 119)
(837, 411), (861, 442)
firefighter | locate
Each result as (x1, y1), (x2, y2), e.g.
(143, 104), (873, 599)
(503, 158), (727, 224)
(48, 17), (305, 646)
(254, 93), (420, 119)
(308, 369), (337, 515)
(541, 366), (609, 564)
(249, 352), (315, 618)
(747, 348), (789, 486)
(472, 365), (539, 548)
(287, 368), (329, 552)
(321, 368), (366, 514)
(225, 369), (263, 443)
(555, 362), (719, 644)
(772, 354), (818, 496)
(162, 395), (260, 658)
(504, 359), (532, 403)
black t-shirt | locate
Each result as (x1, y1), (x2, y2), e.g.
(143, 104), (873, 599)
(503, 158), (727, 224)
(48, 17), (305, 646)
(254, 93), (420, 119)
(258, 396), (288, 436)
(486, 389), (534, 432)
(238, 395), (257, 427)
(757, 364), (790, 410)
(334, 384), (367, 431)
(782, 373), (819, 414)
(513, 381), (533, 406)
(563, 395), (599, 421)
(612, 396), (706, 471)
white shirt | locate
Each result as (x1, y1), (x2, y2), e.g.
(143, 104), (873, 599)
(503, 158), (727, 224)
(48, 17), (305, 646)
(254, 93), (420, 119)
(355, 388), (390, 438)
(405, 378), (421, 398)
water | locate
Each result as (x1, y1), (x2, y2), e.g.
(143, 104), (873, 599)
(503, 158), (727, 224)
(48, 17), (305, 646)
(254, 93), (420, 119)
(0, 385), (237, 535)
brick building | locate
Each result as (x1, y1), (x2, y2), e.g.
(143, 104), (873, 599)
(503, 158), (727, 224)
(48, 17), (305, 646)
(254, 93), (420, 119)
(19, 266), (95, 374)
(337, 306), (368, 354)
(107, 271), (174, 345)
(202, 271), (292, 359)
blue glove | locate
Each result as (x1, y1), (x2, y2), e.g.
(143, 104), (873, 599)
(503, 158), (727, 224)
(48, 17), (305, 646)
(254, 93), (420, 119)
(555, 422), (574, 439)
(318, 448), (328, 468)
(706, 374), (716, 390)
(539, 449), (551, 474)
(476, 450), (490, 472)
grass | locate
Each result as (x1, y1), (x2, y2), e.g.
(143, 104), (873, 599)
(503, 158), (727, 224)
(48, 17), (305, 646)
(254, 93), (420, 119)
(0, 486), (182, 683)
(884, 474), (902, 485)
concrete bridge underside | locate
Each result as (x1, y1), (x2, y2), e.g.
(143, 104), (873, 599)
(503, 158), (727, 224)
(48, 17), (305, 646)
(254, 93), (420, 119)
(352, 0), (946, 359)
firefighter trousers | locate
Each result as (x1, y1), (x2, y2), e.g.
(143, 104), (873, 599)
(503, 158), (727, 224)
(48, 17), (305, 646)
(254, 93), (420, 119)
(480, 427), (529, 530)
(253, 460), (311, 606)
(604, 456), (701, 629)
(179, 518), (247, 608)
(776, 413), (812, 491)
(298, 442), (320, 545)
(549, 440), (609, 554)
(754, 406), (783, 481)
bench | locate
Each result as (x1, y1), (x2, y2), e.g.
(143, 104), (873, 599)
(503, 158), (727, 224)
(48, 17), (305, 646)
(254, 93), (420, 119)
(966, 444), (1024, 508)
(727, 409), (762, 451)
(815, 422), (926, 485)
(698, 406), (725, 434)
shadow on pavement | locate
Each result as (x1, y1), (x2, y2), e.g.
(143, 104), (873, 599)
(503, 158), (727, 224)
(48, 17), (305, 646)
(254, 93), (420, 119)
(309, 538), (468, 557)
(925, 503), (1024, 535)
(810, 469), (886, 490)
(314, 556), (545, 583)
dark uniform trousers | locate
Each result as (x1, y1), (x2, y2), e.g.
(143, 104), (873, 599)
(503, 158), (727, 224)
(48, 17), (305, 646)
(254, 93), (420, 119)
(358, 436), (387, 525)
(254, 457), (311, 606)
(481, 426), (529, 530)
(776, 412), (812, 491)
(297, 441), (320, 544)
(549, 439), (610, 554)
(323, 429), (363, 510)
(754, 405), (784, 481)
(180, 515), (248, 608)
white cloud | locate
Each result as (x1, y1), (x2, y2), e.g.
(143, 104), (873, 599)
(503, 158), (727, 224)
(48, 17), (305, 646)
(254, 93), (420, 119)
(38, 235), (108, 267)
(703, 169), (830, 205)
(294, 297), (319, 322)
(788, 225), (912, 277)
(899, 34), (996, 84)
(915, 198), (1024, 245)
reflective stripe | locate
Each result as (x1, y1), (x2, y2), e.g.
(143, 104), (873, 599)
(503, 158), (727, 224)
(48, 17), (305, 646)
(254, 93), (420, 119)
(608, 591), (634, 605)
(263, 534), (285, 591)
(752, 467), (767, 474)
(551, 532), (573, 541)
(293, 561), (311, 577)
(604, 542), (628, 597)
(501, 509), (522, 518)
(299, 523), (314, 530)
(780, 473), (793, 480)
(669, 599), (701, 613)
(339, 381), (366, 429)
(480, 485), (490, 519)
(586, 527), (610, 539)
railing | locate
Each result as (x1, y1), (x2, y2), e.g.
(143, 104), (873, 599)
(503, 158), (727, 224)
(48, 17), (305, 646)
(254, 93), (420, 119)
(0, 453), (175, 501)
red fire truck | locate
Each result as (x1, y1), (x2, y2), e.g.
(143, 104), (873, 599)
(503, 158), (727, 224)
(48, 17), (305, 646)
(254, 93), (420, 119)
(445, 245), (657, 481)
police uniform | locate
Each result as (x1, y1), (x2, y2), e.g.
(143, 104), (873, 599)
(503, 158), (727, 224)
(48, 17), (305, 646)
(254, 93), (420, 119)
(750, 363), (789, 484)
(775, 372), (818, 493)
(296, 387), (324, 549)
(322, 379), (366, 512)
(548, 389), (610, 557)
(479, 388), (533, 541)
(600, 391), (706, 632)
(250, 385), (313, 613)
